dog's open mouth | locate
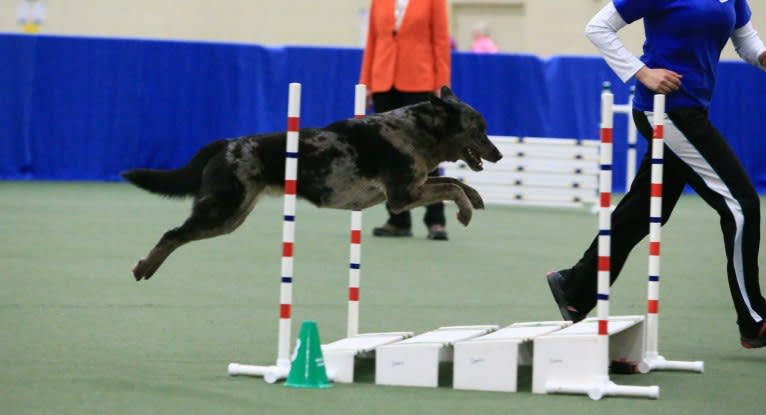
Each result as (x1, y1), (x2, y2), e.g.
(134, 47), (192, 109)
(462, 147), (484, 171)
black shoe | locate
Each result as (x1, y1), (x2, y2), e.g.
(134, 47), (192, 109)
(546, 270), (586, 323)
(427, 224), (448, 241)
(741, 323), (766, 349)
(372, 223), (412, 237)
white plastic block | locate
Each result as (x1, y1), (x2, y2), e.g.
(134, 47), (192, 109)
(453, 321), (570, 392)
(375, 325), (497, 388)
(322, 331), (413, 383)
(532, 316), (645, 395)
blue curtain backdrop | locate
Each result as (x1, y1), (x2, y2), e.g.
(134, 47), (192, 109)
(1, 34), (764, 192)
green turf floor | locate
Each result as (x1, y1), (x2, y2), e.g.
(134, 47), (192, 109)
(1, 181), (764, 414)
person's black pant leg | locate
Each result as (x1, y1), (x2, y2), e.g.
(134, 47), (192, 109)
(661, 109), (764, 335)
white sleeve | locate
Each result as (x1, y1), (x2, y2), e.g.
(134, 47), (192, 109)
(731, 22), (766, 70)
(584, 2), (645, 82)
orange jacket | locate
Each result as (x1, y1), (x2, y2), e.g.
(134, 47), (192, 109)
(360, 0), (451, 93)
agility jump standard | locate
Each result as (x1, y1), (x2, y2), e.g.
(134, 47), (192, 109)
(346, 84), (366, 338)
(638, 94), (704, 374)
(228, 82), (302, 383)
(538, 88), (659, 400)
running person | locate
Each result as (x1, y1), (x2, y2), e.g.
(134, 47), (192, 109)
(547, 0), (766, 348)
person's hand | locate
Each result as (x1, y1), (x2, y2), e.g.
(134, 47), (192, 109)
(434, 88), (442, 98)
(759, 51), (766, 68)
(635, 66), (683, 94)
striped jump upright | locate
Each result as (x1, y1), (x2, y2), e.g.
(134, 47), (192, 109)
(347, 84), (366, 338)
(278, 82), (302, 369)
(645, 94), (664, 357)
(226, 82), (304, 383)
(638, 95), (704, 374)
(596, 87), (614, 376)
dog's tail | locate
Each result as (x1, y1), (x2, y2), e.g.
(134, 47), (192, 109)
(122, 140), (229, 198)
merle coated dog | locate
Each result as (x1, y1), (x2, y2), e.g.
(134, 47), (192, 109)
(123, 86), (502, 281)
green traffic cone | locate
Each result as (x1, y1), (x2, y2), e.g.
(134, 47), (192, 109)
(284, 320), (332, 389)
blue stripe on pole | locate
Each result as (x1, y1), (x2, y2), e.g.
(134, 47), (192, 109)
(281, 277), (292, 283)
(286, 152), (298, 158)
(650, 217), (661, 223)
(599, 229), (611, 236)
(349, 263), (360, 270)
(600, 164), (612, 171)
(628, 143), (637, 148)
(649, 275), (660, 282)
(651, 158), (663, 164)
(283, 215), (295, 222)
(597, 293), (609, 301)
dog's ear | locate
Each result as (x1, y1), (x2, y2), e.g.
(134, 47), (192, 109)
(439, 85), (458, 103)
(428, 93), (449, 110)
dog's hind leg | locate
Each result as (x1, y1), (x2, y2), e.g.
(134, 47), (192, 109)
(425, 177), (484, 209)
(132, 176), (259, 281)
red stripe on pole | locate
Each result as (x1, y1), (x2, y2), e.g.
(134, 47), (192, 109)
(280, 303), (291, 318)
(649, 241), (661, 256)
(598, 320), (608, 335)
(349, 287), (360, 301)
(600, 128), (613, 143)
(651, 183), (662, 197)
(282, 242), (293, 257)
(600, 192), (611, 207)
(653, 125), (663, 139)
(648, 299), (659, 314)
(284, 179), (297, 195)
(354, 114), (363, 119)
(287, 116), (300, 132)
(350, 230), (361, 244)
(598, 256), (610, 271)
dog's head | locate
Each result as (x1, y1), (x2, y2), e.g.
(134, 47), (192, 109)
(429, 86), (502, 171)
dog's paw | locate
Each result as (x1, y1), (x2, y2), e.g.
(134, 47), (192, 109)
(132, 258), (157, 281)
(460, 185), (484, 209)
(457, 209), (472, 226)
(467, 192), (485, 209)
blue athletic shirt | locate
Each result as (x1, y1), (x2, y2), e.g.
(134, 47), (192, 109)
(613, 0), (752, 111)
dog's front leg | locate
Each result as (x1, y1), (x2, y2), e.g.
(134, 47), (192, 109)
(387, 183), (474, 226)
(425, 177), (484, 209)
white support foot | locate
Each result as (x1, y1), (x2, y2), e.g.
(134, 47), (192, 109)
(227, 361), (291, 384)
(547, 376), (660, 400)
(639, 352), (704, 374)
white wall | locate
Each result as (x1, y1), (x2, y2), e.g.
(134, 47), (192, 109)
(2, 0), (765, 59)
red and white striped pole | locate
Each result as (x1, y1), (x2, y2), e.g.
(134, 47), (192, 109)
(596, 86), (614, 377)
(227, 82), (302, 383)
(639, 95), (704, 373)
(277, 82), (302, 370)
(645, 94), (664, 357)
(347, 84), (366, 338)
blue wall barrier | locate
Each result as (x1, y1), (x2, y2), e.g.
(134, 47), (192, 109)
(2, 34), (765, 192)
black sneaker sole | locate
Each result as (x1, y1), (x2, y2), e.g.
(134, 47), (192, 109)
(740, 323), (766, 349)
(546, 271), (585, 323)
(372, 227), (412, 237)
(427, 232), (448, 240)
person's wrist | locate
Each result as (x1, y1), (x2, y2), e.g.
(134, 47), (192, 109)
(759, 51), (766, 67)
(634, 66), (648, 82)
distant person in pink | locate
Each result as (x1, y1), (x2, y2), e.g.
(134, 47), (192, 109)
(470, 21), (499, 53)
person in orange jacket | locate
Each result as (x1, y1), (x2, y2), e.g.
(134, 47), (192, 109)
(360, 0), (452, 240)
